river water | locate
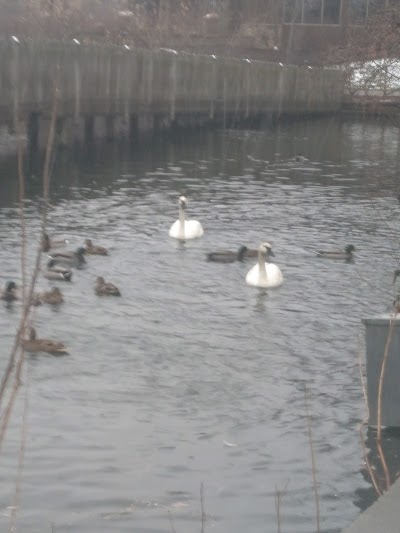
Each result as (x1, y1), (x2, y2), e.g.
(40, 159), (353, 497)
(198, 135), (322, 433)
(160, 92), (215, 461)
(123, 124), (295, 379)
(0, 117), (400, 532)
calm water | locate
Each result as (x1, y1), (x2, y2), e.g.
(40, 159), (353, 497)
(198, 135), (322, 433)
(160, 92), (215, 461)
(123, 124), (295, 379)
(1, 118), (400, 533)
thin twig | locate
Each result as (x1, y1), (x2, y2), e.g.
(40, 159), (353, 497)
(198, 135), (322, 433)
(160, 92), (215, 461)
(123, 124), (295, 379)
(375, 315), (396, 491)
(377, 317), (395, 444)
(0, 67), (60, 446)
(168, 510), (177, 533)
(9, 364), (30, 533)
(357, 335), (368, 411)
(274, 481), (289, 533)
(17, 118), (27, 305)
(359, 419), (382, 496)
(200, 482), (206, 533)
(357, 335), (382, 496)
(304, 386), (320, 533)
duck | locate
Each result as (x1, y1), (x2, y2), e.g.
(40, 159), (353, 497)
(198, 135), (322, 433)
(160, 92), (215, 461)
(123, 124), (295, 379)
(43, 260), (72, 281)
(22, 327), (68, 355)
(295, 153), (307, 163)
(34, 287), (64, 305)
(1, 281), (18, 302)
(48, 247), (86, 267)
(206, 245), (248, 263)
(246, 242), (283, 288)
(41, 233), (69, 252)
(84, 239), (108, 256)
(242, 247), (260, 258)
(95, 276), (121, 296)
(169, 196), (204, 240)
(314, 244), (355, 261)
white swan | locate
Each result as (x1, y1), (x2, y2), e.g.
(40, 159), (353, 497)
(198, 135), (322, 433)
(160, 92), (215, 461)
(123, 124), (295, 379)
(246, 242), (283, 288)
(169, 196), (204, 240)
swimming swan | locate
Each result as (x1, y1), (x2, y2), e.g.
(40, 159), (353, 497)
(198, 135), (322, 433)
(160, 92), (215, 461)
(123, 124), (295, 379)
(169, 196), (204, 240)
(246, 242), (283, 288)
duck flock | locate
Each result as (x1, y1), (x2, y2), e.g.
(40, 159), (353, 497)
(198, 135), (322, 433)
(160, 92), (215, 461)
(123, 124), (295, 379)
(1, 195), (356, 355)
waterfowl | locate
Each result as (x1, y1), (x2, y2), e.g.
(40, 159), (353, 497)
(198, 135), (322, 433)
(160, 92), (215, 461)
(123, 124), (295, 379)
(22, 327), (68, 355)
(314, 244), (355, 261)
(246, 242), (283, 288)
(34, 287), (64, 305)
(43, 260), (72, 281)
(95, 276), (121, 296)
(84, 239), (108, 255)
(41, 233), (69, 252)
(206, 245), (248, 263)
(1, 281), (18, 302)
(48, 247), (86, 267)
(169, 196), (204, 240)
(295, 153), (307, 163)
(242, 247), (260, 258)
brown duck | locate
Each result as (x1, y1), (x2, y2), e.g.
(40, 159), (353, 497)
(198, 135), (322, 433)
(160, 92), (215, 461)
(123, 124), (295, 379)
(95, 276), (121, 296)
(41, 233), (69, 252)
(34, 287), (64, 305)
(84, 239), (108, 256)
(22, 327), (68, 354)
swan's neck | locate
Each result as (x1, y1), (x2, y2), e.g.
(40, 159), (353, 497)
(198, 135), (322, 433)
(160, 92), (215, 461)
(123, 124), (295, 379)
(178, 206), (186, 239)
(258, 252), (268, 282)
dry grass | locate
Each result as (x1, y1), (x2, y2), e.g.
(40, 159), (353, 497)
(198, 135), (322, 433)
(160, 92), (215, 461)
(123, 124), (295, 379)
(0, 1), (230, 50)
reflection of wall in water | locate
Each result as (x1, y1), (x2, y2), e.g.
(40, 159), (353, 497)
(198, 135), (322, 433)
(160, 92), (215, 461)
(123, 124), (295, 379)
(355, 427), (400, 512)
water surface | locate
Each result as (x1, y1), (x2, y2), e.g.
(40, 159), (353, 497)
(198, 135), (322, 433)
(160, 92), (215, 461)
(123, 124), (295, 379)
(1, 118), (400, 532)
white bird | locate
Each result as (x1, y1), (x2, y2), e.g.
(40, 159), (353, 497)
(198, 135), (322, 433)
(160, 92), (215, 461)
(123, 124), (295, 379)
(246, 242), (283, 288)
(11, 36), (20, 43)
(72, 38), (80, 45)
(211, 54), (217, 59)
(124, 44), (130, 50)
(279, 62), (284, 67)
(169, 196), (204, 240)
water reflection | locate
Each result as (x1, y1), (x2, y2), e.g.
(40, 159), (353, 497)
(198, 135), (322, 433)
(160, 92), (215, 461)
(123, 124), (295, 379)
(253, 290), (269, 313)
(355, 427), (400, 512)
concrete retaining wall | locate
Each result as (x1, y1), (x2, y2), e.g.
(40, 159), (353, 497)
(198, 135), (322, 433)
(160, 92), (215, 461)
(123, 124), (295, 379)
(0, 40), (344, 125)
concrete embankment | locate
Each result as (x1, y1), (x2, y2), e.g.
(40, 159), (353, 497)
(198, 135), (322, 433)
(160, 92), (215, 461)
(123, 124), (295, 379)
(0, 40), (344, 150)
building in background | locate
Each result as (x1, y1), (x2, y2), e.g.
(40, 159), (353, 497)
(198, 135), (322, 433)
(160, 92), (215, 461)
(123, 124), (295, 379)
(227, 0), (397, 63)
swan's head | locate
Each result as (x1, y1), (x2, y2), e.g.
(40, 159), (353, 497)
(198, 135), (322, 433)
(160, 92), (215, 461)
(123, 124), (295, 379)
(393, 269), (400, 284)
(345, 244), (355, 254)
(179, 196), (187, 209)
(96, 276), (105, 285)
(51, 287), (62, 296)
(259, 242), (275, 257)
